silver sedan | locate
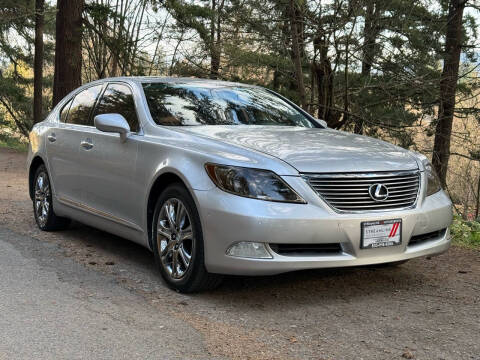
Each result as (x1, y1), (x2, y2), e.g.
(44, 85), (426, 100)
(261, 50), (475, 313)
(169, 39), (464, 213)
(27, 77), (453, 292)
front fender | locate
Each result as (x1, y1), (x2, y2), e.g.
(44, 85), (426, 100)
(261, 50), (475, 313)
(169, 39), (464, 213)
(27, 124), (51, 200)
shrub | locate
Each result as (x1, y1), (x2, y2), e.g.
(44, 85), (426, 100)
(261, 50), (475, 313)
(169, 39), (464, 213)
(450, 215), (480, 249)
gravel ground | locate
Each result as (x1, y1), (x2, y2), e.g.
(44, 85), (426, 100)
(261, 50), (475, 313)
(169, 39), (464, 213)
(0, 147), (479, 360)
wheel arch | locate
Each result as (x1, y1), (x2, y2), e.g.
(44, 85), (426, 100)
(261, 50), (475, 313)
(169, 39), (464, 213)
(146, 171), (193, 250)
(29, 156), (46, 200)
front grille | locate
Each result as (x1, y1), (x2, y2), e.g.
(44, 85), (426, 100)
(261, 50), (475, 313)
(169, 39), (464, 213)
(304, 171), (420, 212)
(269, 243), (342, 256)
(408, 229), (446, 246)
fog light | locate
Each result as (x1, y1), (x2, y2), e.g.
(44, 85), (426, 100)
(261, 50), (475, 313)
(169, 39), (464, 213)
(226, 242), (273, 259)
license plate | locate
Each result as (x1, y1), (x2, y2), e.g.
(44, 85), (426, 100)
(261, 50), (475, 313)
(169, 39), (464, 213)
(361, 219), (402, 249)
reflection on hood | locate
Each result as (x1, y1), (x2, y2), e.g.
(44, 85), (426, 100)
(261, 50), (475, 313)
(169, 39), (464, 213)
(180, 125), (419, 173)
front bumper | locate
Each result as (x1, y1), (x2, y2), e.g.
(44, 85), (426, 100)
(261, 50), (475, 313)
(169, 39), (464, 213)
(194, 177), (453, 276)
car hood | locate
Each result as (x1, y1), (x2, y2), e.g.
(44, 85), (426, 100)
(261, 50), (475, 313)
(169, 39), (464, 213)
(178, 125), (419, 173)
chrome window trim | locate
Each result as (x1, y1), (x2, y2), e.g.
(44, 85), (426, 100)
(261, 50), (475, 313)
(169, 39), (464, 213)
(54, 80), (144, 136)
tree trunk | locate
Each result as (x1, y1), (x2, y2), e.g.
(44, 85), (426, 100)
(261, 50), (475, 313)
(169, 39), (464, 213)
(33, 0), (45, 125)
(432, 0), (465, 187)
(288, 0), (307, 110)
(209, 0), (219, 79)
(273, 68), (280, 91)
(343, 9), (357, 128)
(355, 1), (382, 134)
(475, 173), (480, 219)
(210, 0), (224, 79)
(53, 0), (84, 106)
(313, 33), (339, 127)
(361, 1), (378, 77)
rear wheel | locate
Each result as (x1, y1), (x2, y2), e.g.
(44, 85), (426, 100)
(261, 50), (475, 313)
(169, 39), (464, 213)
(33, 165), (70, 231)
(152, 183), (222, 293)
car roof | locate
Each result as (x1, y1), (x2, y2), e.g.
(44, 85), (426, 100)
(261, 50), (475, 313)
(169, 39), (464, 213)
(97, 76), (256, 89)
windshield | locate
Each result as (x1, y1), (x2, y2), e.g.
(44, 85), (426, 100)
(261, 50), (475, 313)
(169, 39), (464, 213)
(142, 82), (315, 128)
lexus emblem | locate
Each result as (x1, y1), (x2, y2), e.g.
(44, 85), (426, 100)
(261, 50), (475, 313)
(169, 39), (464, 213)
(368, 183), (389, 202)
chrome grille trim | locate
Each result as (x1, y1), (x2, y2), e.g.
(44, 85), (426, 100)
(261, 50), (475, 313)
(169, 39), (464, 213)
(303, 170), (420, 213)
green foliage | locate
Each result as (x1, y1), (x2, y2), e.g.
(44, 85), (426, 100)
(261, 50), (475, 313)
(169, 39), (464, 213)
(450, 215), (480, 249)
(0, 67), (33, 137)
(0, 132), (28, 151)
(0, 0), (56, 136)
(164, 0), (214, 50)
(1, 0), (479, 159)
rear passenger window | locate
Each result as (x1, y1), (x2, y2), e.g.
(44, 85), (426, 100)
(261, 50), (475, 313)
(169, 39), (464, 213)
(94, 83), (140, 132)
(67, 85), (103, 126)
(60, 98), (72, 122)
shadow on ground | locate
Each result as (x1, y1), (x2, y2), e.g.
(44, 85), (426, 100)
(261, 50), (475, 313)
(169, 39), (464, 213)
(61, 220), (428, 305)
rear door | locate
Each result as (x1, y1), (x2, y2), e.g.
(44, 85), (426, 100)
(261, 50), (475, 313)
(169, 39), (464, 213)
(78, 82), (142, 228)
(46, 84), (104, 204)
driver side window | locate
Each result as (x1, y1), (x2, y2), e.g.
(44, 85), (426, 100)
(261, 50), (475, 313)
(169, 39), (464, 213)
(66, 85), (103, 126)
(94, 83), (140, 133)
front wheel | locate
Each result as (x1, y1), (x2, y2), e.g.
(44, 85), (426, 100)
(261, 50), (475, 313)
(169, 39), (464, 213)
(152, 183), (222, 293)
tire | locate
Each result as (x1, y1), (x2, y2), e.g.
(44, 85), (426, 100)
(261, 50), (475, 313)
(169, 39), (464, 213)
(152, 183), (223, 293)
(32, 164), (70, 231)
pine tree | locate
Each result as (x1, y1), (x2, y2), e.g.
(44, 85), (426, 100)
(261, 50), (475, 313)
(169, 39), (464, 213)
(432, 0), (467, 186)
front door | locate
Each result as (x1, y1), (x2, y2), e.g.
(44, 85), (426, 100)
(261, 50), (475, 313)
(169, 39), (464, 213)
(78, 82), (143, 229)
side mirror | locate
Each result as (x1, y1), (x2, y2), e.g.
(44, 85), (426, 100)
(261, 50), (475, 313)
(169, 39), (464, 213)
(94, 113), (130, 142)
(316, 118), (328, 128)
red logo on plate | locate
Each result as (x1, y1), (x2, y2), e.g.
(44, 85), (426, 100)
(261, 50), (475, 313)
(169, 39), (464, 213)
(388, 223), (400, 238)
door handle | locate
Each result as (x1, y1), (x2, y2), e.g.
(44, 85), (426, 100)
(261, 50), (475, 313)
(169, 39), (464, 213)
(80, 139), (94, 150)
(47, 133), (56, 143)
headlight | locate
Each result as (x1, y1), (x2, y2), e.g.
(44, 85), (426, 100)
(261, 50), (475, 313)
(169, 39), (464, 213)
(205, 163), (306, 203)
(422, 159), (441, 196)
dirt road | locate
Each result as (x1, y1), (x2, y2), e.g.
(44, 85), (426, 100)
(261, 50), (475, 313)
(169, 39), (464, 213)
(0, 148), (479, 360)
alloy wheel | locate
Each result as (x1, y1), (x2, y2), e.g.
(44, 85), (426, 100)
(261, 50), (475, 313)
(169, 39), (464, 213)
(34, 171), (51, 227)
(157, 198), (194, 280)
